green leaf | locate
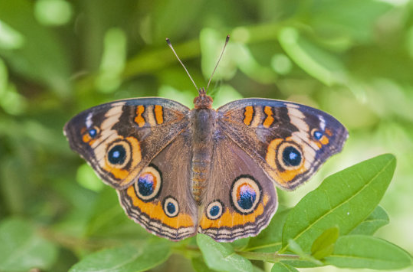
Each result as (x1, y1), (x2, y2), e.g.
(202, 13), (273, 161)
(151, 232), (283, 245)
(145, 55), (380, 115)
(0, 218), (58, 272)
(85, 187), (150, 239)
(287, 240), (322, 266)
(311, 227), (339, 260)
(278, 27), (347, 86)
(0, 0), (71, 96)
(246, 208), (290, 252)
(271, 262), (299, 272)
(281, 154), (396, 253)
(325, 235), (412, 270)
(197, 234), (253, 272)
(69, 243), (170, 272)
(191, 256), (216, 272)
(350, 206), (389, 235)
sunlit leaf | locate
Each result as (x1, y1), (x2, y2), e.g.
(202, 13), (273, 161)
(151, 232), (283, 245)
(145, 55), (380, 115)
(281, 154), (396, 253)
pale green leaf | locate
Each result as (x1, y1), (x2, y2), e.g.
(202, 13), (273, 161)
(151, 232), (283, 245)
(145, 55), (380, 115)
(197, 234), (253, 272)
(325, 235), (412, 270)
(0, 218), (58, 272)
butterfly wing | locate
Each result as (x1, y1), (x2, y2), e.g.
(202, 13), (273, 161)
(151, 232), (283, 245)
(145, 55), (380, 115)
(217, 98), (348, 190)
(117, 131), (198, 241)
(198, 129), (278, 242)
(64, 98), (190, 189)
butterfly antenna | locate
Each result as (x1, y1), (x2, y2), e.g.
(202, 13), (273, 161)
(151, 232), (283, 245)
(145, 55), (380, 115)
(206, 35), (230, 91)
(166, 38), (199, 91)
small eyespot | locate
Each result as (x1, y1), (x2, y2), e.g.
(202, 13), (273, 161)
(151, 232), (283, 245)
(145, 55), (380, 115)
(163, 197), (179, 217)
(312, 129), (323, 140)
(134, 165), (162, 202)
(88, 127), (98, 138)
(231, 176), (261, 214)
(282, 146), (302, 167)
(206, 200), (224, 220)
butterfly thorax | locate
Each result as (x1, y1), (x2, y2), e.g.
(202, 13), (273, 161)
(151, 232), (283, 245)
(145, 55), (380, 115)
(190, 91), (216, 204)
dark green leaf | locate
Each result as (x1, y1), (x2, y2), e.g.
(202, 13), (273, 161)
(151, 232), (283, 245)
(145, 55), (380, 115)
(191, 256), (216, 272)
(197, 234), (253, 272)
(311, 227), (339, 259)
(85, 187), (150, 240)
(0, 218), (58, 272)
(325, 235), (412, 270)
(271, 262), (299, 272)
(350, 206), (389, 235)
(69, 243), (170, 272)
(281, 154), (396, 253)
(245, 208), (290, 252)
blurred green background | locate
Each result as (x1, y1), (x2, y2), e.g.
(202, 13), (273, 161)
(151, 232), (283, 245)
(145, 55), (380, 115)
(0, 0), (412, 271)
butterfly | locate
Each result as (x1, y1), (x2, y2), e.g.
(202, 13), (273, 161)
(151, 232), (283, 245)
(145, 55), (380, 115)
(64, 38), (348, 242)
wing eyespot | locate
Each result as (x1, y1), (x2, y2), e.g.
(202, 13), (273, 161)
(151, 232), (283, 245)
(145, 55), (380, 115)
(134, 165), (162, 202)
(230, 176), (262, 215)
(106, 140), (131, 168)
(206, 200), (224, 220)
(277, 142), (304, 170)
(163, 196), (179, 217)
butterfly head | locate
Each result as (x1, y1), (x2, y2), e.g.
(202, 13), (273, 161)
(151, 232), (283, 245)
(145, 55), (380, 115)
(194, 88), (213, 109)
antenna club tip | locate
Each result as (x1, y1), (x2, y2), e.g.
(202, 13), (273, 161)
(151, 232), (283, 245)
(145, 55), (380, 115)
(166, 38), (171, 45)
(226, 35), (230, 41)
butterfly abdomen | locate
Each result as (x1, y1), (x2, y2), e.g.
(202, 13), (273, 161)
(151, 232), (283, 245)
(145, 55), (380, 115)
(190, 108), (216, 204)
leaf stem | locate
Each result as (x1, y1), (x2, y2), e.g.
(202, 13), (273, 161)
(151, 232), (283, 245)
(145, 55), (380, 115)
(236, 251), (300, 263)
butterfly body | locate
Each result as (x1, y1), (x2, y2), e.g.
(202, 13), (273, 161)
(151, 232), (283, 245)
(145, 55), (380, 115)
(64, 89), (348, 242)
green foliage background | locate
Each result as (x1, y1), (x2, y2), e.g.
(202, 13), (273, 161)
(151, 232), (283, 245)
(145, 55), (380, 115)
(0, 0), (412, 271)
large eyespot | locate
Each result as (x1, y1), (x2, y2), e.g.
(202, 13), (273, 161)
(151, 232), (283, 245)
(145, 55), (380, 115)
(231, 176), (261, 214)
(282, 146), (302, 167)
(163, 196), (179, 217)
(134, 165), (162, 202)
(206, 200), (224, 220)
(106, 140), (131, 168)
(277, 142), (303, 170)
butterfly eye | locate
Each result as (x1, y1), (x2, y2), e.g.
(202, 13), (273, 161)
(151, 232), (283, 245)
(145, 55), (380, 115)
(206, 200), (223, 220)
(106, 140), (131, 168)
(231, 176), (261, 214)
(134, 165), (162, 202)
(163, 197), (179, 217)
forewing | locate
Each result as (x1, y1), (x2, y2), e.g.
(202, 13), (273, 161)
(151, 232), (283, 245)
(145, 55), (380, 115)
(64, 98), (190, 189)
(218, 98), (348, 190)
